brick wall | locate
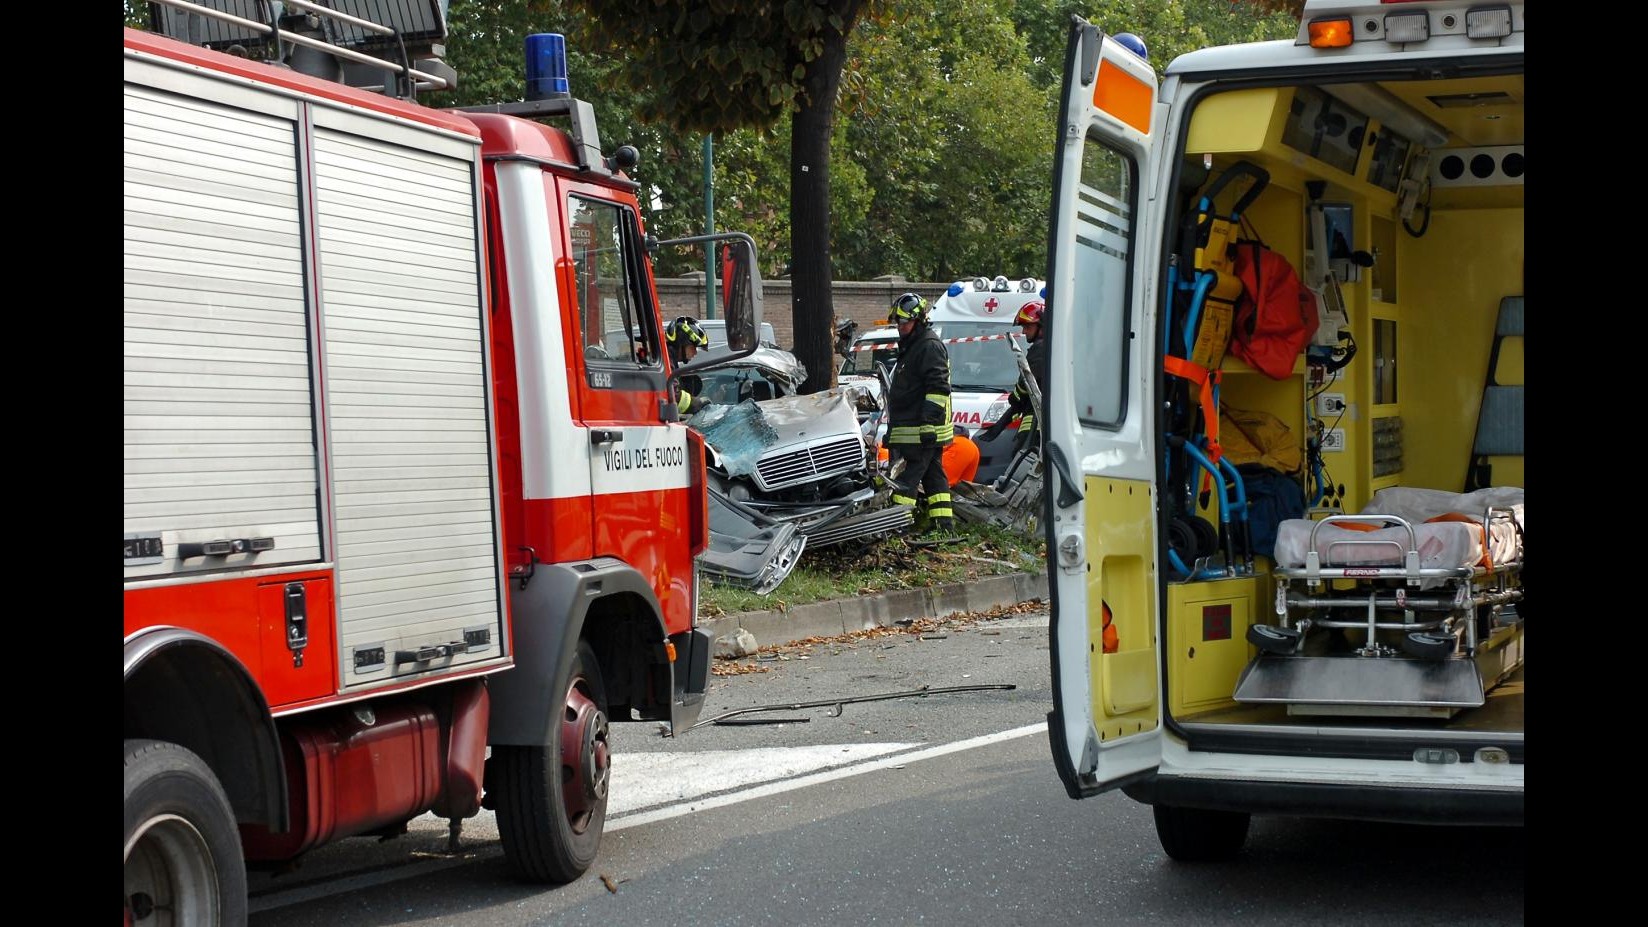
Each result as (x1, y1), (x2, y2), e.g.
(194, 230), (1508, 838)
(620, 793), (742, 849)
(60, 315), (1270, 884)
(656, 274), (952, 350)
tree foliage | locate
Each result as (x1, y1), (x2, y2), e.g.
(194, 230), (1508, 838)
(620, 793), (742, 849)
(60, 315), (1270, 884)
(130, 0), (1298, 363)
(558, 0), (882, 393)
(565, 0), (876, 134)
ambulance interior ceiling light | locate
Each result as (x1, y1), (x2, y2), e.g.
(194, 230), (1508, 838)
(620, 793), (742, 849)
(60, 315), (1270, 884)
(1319, 81), (1450, 150)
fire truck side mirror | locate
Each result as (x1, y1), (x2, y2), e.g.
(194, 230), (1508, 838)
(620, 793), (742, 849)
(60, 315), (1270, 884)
(659, 232), (764, 402)
(720, 238), (761, 353)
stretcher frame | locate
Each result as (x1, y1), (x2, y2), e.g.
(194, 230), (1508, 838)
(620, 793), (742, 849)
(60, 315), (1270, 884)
(1275, 507), (1524, 657)
(1234, 506), (1524, 718)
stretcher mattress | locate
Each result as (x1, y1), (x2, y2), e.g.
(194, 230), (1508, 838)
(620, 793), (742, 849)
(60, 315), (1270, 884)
(1273, 487), (1524, 577)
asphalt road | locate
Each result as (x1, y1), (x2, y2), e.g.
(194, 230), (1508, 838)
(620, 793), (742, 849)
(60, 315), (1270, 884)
(247, 608), (1524, 926)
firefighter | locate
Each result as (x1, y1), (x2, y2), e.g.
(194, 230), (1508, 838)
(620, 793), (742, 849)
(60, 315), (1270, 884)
(979, 299), (1047, 452)
(884, 292), (954, 531)
(665, 316), (712, 415)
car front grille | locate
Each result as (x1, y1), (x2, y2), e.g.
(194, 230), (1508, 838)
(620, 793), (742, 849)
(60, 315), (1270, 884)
(754, 437), (865, 490)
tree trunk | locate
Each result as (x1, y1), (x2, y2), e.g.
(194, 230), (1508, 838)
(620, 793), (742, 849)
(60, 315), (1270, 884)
(789, 2), (863, 394)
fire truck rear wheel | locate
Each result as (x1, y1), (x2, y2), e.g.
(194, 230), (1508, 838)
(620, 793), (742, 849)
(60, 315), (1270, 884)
(1152, 803), (1251, 862)
(124, 738), (248, 926)
(493, 639), (610, 883)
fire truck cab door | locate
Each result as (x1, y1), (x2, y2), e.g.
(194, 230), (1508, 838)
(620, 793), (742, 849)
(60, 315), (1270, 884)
(560, 182), (692, 629)
(1043, 19), (1165, 798)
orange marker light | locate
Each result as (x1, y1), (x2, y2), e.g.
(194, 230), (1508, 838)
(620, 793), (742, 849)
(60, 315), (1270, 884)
(1308, 18), (1355, 48)
(1093, 58), (1152, 136)
(665, 641), (677, 662)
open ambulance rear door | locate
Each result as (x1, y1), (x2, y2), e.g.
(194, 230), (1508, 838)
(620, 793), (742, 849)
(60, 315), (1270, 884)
(1043, 18), (1165, 798)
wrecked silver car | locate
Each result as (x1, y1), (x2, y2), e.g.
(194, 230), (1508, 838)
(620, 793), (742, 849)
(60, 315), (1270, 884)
(694, 387), (912, 551)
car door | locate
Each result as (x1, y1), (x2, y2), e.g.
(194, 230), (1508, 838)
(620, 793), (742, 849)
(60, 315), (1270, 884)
(1043, 18), (1165, 797)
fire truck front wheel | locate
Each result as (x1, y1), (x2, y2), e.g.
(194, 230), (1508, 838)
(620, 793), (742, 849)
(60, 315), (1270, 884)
(124, 738), (248, 926)
(492, 639), (611, 883)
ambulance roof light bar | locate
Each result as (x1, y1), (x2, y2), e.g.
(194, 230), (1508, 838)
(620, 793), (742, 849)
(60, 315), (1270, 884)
(959, 276), (1038, 295)
(1302, 2), (1517, 46)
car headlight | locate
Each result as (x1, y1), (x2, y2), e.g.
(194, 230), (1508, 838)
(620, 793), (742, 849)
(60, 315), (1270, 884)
(983, 399), (1009, 427)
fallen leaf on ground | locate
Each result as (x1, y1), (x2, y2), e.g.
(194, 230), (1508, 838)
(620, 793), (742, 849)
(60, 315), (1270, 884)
(711, 661), (772, 676)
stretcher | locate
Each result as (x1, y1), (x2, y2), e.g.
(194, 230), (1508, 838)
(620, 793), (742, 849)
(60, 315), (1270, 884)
(1234, 486), (1525, 717)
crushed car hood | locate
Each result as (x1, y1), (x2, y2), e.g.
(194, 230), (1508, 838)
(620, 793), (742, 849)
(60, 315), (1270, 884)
(693, 388), (864, 481)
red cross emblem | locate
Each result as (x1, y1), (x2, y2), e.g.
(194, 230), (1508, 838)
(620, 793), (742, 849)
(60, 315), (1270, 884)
(983, 297), (999, 313)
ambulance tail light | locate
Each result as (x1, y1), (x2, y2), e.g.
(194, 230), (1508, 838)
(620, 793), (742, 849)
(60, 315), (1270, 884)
(686, 427), (709, 557)
(1307, 18), (1355, 48)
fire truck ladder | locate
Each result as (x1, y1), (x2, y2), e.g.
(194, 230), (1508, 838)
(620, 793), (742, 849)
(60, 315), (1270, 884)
(144, 0), (455, 100)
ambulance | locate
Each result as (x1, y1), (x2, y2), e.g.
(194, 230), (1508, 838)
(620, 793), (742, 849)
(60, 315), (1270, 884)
(1040, 2), (1524, 859)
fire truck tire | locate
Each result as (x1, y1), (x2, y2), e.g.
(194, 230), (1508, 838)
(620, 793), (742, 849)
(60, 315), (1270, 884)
(492, 639), (610, 883)
(1151, 803), (1251, 862)
(124, 738), (248, 926)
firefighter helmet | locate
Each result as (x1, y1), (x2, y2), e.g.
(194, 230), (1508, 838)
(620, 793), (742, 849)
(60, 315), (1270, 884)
(665, 316), (709, 348)
(888, 292), (928, 324)
(1014, 300), (1045, 327)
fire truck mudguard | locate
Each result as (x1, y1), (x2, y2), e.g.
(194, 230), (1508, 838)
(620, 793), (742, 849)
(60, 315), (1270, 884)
(487, 556), (702, 744)
(123, 628), (287, 834)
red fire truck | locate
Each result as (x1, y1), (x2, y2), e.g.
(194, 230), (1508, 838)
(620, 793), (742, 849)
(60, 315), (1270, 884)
(123, 3), (761, 922)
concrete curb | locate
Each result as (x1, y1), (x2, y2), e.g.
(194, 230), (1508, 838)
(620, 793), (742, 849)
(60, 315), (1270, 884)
(698, 571), (1049, 651)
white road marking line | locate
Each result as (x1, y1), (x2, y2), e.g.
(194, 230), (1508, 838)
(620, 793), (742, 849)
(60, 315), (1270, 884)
(608, 721), (1047, 831)
(609, 743), (918, 815)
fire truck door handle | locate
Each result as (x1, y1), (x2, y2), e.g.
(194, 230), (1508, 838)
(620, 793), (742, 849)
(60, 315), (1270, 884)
(284, 582), (308, 669)
(177, 537), (276, 559)
(394, 641), (472, 665)
(590, 428), (621, 445)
